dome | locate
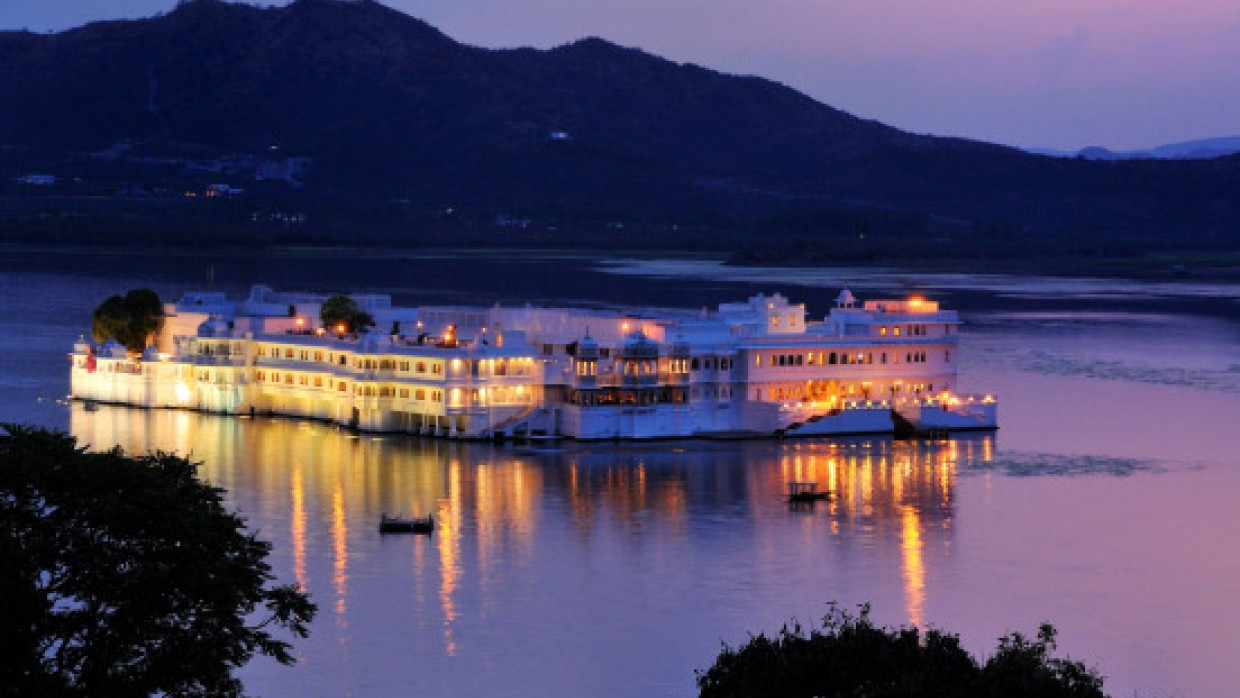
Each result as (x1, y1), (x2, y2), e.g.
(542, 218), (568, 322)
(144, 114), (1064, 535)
(101, 339), (128, 358)
(141, 345), (161, 361)
(196, 316), (230, 337)
(621, 330), (658, 358)
(577, 333), (600, 359)
(835, 288), (857, 307)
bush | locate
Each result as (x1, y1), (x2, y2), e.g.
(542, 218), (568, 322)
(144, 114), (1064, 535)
(696, 604), (1106, 698)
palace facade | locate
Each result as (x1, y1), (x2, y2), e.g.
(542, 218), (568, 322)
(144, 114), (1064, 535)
(71, 286), (997, 439)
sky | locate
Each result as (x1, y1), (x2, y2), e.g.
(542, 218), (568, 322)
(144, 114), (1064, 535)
(2, 0), (1237, 151)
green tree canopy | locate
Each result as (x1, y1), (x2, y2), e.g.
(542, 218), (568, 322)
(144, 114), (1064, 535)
(697, 604), (1107, 698)
(90, 288), (165, 352)
(0, 425), (316, 697)
(320, 294), (375, 334)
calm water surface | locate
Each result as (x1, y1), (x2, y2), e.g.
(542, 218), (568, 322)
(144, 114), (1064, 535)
(2, 251), (1237, 697)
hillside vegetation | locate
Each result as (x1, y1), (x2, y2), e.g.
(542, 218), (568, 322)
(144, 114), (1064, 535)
(2, 0), (1237, 259)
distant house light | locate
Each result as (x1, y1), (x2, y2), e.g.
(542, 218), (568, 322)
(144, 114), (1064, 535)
(17, 174), (55, 185)
(549, 131), (571, 141)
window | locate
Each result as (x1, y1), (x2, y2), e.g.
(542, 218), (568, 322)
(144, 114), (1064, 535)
(314, 351), (323, 361)
(338, 381), (347, 391)
(314, 377), (323, 387)
(284, 348), (293, 358)
(691, 357), (700, 371)
(416, 389), (425, 400)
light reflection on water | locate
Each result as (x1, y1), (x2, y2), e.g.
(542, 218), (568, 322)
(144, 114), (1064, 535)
(7, 255), (1240, 697)
(69, 407), (980, 697)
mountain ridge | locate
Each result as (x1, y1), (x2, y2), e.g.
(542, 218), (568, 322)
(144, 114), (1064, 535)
(1031, 136), (1240, 161)
(1, 0), (1237, 256)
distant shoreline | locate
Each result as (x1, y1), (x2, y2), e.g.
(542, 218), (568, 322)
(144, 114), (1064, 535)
(4, 242), (1238, 284)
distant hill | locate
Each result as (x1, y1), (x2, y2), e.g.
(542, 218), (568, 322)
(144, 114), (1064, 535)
(1031, 136), (1240, 161)
(1, 0), (1238, 257)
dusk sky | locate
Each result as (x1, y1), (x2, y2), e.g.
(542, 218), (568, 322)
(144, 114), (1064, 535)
(3, 0), (1237, 151)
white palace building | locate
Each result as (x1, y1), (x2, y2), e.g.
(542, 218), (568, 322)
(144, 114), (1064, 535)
(70, 285), (997, 440)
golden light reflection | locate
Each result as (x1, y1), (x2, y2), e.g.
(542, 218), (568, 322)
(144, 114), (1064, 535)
(332, 476), (348, 620)
(291, 467), (307, 590)
(900, 504), (926, 628)
(438, 459), (462, 656)
(69, 404), (996, 658)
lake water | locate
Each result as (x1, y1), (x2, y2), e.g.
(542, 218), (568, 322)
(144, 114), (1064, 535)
(3, 250), (1238, 697)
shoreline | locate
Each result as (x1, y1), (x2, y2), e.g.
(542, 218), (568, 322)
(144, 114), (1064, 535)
(4, 242), (1239, 283)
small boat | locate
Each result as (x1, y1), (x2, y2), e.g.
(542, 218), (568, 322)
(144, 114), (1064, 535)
(786, 481), (832, 503)
(379, 513), (435, 534)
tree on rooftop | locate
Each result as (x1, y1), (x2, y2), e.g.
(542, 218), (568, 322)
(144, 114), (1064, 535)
(320, 294), (374, 334)
(90, 288), (165, 352)
(696, 604), (1107, 698)
(0, 425), (316, 697)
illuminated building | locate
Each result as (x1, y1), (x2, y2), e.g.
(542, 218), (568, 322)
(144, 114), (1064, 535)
(70, 286), (996, 438)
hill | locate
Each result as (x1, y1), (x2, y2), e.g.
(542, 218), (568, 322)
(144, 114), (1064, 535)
(1, 0), (1237, 258)
(1032, 136), (1240, 161)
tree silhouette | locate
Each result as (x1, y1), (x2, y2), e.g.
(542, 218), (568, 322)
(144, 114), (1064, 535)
(0, 426), (316, 697)
(320, 294), (374, 334)
(697, 604), (1106, 698)
(90, 289), (165, 352)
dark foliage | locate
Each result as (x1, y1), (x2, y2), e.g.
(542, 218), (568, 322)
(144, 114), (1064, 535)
(90, 288), (165, 352)
(697, 604), (1106, 698)
(320, 294), (375, 334)
(0, 425), (316, 697)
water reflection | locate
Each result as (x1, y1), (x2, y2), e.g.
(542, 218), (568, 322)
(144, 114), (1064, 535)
(69, 404), (993, 695)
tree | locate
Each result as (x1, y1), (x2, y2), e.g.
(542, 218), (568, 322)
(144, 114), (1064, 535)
(696, 604), (1107, 698)
(91, 288), (165, 352)
(319, 294), (374, 334)
(0, 425), (316, 697)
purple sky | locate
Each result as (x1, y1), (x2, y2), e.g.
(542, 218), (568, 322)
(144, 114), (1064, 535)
(3, 0), (1237, 150)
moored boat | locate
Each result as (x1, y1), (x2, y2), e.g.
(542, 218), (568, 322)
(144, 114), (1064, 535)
(379, 513), (435, 534)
